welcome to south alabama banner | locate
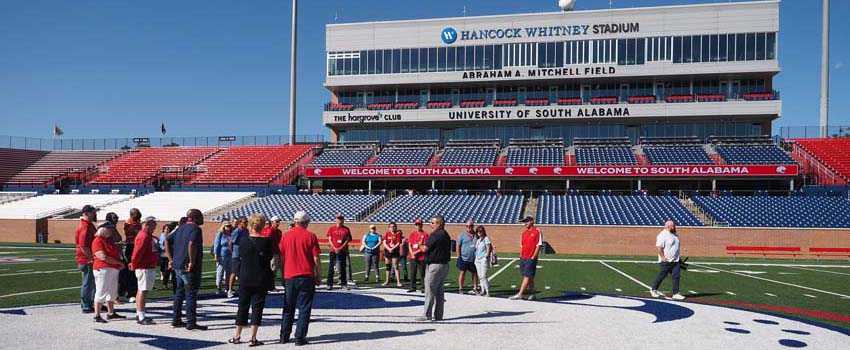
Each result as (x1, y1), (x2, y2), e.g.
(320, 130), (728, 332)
(305, 165), (798, 178)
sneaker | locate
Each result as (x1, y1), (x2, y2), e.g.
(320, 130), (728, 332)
(186, 324), (208, 331)
(342, 285), (351, 290)
(508, 294), (522, 300)
(526, 295), (536, 301)
(415, 317), (431, 322)
(294, 339), (309, 346)
(467, 290), (479, 295)
(671, 294), (686, 301)
(407, 288), (417, 293)
(82, 308), (95, 314)
(226, 290), (235, 298)
(396, 282), (402, 287)
(171, 320), (187, 328)
(128, 297), (136, 303)
(347, 281), (356, 286)
(650, 289), (661, 298)
(381, 281), (389, 286)
(137, 317), (155, 325)
(106, 313), (126, 320)
(93, 315), (107, 323)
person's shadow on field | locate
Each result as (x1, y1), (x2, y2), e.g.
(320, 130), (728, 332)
(308, 328), (436, 344)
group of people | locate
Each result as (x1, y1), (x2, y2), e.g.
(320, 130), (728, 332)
(77, 206), (322, 346)
(76, 204), (552, 345)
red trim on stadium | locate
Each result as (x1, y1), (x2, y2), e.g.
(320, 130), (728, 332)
(694, 299), (850, 324)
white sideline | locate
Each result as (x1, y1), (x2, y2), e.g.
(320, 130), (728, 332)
(537, 258), (850, 268)
(0, 286), (79, 298)
(0, 269), (77, 277)
(599, 261), (652, 290)
(788, 266), (850, 276)
(692, 264), (850, 299)
(487, 258), (519, 281)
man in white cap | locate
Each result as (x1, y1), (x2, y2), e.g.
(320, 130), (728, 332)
(266, 215), (284, 289)
(279, 211), (321, 345)
(130, 216), (159, 325)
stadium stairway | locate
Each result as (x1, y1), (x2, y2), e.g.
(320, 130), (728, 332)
(523, 196), (538, 221)
(428, 154), (442, 166)
(788, 142), (848, 185)
(271, 146), (320, 186)
(679, 197), (717, 226)
(364, 155), (379, 166)
(204, 196), (259, 220)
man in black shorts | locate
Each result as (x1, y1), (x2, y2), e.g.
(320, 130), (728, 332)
(455, 220), (479, 295)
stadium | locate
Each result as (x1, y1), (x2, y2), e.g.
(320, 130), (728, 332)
(1, 0), (849, 349)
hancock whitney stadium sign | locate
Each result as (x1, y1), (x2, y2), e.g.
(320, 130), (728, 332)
(306, 165), (799, 178)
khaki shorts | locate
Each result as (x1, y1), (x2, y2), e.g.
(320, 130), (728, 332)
(135, 268), (156, 291)
(94, 268), (119, 303)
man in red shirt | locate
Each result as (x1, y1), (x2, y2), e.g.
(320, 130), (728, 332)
(75, 205), (98, 313)
(407, 219), (429, 293)
(278, 210), (321, 346)
(130, 216), (159, 325)
(263, 215), (284, 289)
(510, 216), (543, 301)
(326, 214), (351, 290)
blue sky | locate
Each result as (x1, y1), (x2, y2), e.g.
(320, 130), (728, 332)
(0, 0), (847, 139)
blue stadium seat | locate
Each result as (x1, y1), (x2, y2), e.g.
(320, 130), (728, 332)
(372, 149), (434, 166)
(715, 145), (795, 165)
(536, 194), (703, 226)
(644, 146), (713, 165)
(218, 194), (384, 222)
(309, 150), (373, 167)
(438, 148), (499, 166)
(369, 194), (523, 224)
(575, 147), (637, 166)
(506, 147), (564, 166)
(691, 195), (850, 228)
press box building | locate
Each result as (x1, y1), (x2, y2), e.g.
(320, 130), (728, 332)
(322, 0), (781, 145)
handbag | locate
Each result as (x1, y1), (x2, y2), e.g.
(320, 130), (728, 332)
(489, 240), (498, 266)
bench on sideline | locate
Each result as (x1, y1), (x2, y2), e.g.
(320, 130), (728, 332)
(726, 246), (803, 260)
(809, 247), (850, 261)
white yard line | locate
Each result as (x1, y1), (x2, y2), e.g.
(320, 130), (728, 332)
(725, 291), (737, 295)
(536, 258), (850, 268)
(764, 293), (776, 297)
(487, 258), (519, 281)
(789, 266), (850, 276)
(692, 264), (850, 299)
(0, 269), (77, 277)
(0, 286), (79, 298)
(599, 261), (652, 290)
(689, 290), (698, 294)
(0, 246), (75, 250)
(802, 294), (818, 298)
(615, 288), (623, 292)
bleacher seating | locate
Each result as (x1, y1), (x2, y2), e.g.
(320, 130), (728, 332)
(460, 100), (486, 108)
(309, 142), (378, 167)
(590, 96), (619, 105)
(696, 94), (727, 102)
(0, 194), (132, 219)
(326, 103), (354, 111)
(493, 99), (518, 107)
(506, 138), (565, 166)
(372, 140), (437, 166)
(0, 149), (47, 185)
(438, 139), (500, 166)
(426, 101), (452, 109)
(711, 136), (796, 165)
(715, 146), (795, 164)
(575, 148), (636, 165)
(742, 92), (778, 101)
(220, 194), (384, 222)
(393, 102), (419, 109)
(367, 102), (394, 110)
(525, 98), (550, 106)
(373, 149), (434, 166)
(536, 194), (703, 226)
(665, 95), (694, 103)
(97, 191), (255, 221)
(692, 195), (850, 228)
(6, 150), (124, 185)
(189, 145), (314, 185)
(644, 147), (713, 165)
(89, 147), (219, 185)
(557, 97), (582, 105)
(627, 96), (656, 104)
(793, 138), (850, 181)
(369, 194), (523, 224)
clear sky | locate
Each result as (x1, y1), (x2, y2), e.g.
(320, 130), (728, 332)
(0, 0), (847, 139)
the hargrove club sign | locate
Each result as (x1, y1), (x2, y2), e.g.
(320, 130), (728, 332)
(305, 165), (798, 178)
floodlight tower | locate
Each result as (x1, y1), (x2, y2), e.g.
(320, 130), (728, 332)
(819, 0), (830, 138)
(289, 0), (298, 145)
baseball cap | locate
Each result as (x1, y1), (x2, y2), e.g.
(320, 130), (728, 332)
(335, 214), (344, 220)
(143, 216), (157, 223)
(520, 216), (534, 223)
(270, 215), (281, 222)
(81, 205), (96, 213)
(293, 210), (311, 223)
(414, 218), (423, 225)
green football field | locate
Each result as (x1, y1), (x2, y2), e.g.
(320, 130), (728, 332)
(2, 244), (849, 330)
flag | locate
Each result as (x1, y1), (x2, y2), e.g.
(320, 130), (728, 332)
(53, 124), (64, 136)
(160, 122), (167, 135)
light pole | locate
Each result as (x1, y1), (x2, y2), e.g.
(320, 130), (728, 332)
(819, 0), (829, 138)
(289, 0), (298, 144)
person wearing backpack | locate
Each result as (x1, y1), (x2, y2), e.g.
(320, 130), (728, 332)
(473, 225), (492, 297)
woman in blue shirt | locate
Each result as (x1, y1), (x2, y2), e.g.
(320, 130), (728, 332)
(473, 226), (492, 297)
(212, 222), (235, 295)
(361, 225), (382, 283)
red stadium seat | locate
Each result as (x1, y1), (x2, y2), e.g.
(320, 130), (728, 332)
(793, 138), (850, 182)
(189, 145), (315, 186)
